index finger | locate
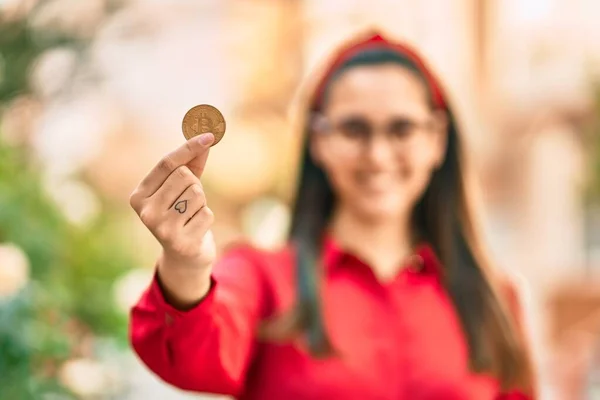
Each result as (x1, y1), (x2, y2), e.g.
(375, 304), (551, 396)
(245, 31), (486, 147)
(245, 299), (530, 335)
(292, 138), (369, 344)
(137, 132), (214, 198)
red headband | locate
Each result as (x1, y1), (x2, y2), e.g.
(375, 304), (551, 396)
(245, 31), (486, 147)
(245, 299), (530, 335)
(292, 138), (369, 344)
(311, 31), (447, 111)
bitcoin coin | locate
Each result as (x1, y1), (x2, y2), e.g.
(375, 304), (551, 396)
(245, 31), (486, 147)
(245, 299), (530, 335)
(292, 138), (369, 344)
(182, 104), (226, 146)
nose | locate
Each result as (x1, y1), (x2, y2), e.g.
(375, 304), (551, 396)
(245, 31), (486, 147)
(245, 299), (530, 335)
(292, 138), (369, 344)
(365, 134), (395, 166)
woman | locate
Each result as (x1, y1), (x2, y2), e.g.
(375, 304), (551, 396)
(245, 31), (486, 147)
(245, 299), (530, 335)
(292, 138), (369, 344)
(128, 30), (537, 399)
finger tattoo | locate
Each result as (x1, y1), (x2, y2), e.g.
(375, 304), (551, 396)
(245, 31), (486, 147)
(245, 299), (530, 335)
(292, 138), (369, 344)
(174, 199), (188, 214)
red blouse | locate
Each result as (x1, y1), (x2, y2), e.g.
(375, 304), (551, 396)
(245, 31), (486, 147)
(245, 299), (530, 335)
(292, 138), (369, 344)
(130, 237), (532, 400)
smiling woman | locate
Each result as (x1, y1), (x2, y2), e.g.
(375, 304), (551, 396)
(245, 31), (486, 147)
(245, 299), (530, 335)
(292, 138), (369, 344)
(309, 62), (447, 228)
(128, 30), (537, 400)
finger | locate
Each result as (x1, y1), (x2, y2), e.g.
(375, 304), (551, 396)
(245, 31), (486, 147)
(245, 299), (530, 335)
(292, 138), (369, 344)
(136, 132), (214, 198)
(167, 183), (207, 227)
(184, 205), (214, 236)
(186, 136), (213, 177)
(148, 165), (201, 210)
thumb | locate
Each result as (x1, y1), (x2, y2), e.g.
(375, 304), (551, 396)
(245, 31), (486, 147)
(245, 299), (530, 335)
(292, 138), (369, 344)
(187, 132), (214, 177)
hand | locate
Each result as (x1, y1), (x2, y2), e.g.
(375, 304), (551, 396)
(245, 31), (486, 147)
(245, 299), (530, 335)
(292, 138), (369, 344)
(129, 132), (216, 269)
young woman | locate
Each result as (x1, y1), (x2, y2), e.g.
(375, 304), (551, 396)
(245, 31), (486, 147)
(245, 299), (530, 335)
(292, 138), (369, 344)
(128, 30), (537, 399)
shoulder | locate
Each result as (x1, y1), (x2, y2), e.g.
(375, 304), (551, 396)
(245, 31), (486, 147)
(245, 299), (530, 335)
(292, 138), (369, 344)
(496, 272), (539, 397)
(494, 271), (537, 373)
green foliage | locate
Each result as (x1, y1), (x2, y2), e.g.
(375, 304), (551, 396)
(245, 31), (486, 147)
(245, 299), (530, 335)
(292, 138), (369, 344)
(0, 133), (137, 399)
(0, 6), (85, 104)
(0, 3), (137, 398)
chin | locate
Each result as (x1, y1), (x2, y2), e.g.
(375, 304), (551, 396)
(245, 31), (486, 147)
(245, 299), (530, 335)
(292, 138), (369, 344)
(354, 197), (407, 223)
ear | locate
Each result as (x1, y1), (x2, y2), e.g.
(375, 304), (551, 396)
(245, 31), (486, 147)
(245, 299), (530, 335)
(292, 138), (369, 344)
(431, 110), (449, 169)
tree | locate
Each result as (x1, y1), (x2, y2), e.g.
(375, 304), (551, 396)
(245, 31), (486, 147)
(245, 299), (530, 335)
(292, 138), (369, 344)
(0, 1), (137, 398)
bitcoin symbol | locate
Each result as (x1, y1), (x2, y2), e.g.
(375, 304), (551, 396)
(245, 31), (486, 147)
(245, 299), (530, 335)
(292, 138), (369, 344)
(181, 105), (226, 146)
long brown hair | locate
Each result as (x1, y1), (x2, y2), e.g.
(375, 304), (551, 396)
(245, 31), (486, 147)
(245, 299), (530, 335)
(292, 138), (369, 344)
(261, 31), (533, 393)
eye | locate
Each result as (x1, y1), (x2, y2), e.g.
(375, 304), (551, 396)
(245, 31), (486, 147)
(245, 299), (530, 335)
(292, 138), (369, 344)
(338, 118), (370, 139)
(388, 119), (417, 139)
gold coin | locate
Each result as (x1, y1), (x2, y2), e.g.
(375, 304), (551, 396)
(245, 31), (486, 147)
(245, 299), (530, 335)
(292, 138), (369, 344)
(182, 104), (226, 146)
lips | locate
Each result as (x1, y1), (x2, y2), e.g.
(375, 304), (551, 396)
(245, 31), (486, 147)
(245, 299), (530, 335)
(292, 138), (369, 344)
(356, 172), (397, 193)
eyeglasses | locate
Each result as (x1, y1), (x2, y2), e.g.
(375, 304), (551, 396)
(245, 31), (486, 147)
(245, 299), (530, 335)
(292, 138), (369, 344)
(312, 113), (437, 156)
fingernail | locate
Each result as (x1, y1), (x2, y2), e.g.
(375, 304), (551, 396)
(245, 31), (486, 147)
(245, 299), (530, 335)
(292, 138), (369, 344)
(198, 133), (214, 145)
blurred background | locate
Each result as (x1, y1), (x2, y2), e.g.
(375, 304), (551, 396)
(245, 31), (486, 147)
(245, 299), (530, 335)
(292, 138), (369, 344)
(1, 0), (600, 399)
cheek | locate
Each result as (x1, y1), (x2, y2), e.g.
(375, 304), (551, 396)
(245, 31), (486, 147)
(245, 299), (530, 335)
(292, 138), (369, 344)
(408, 135), (443, 176)
(320, 156), (355, 190)
(316, 154), (365, 204)
(405, 151), (438, 189)
(408, 165), (435, 201)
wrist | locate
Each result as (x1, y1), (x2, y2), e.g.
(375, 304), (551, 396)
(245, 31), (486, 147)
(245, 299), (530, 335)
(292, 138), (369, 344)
(156, 252), (213, 310)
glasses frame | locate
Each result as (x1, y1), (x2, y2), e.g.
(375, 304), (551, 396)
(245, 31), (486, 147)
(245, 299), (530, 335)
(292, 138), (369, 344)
(310, 112), (437, 156)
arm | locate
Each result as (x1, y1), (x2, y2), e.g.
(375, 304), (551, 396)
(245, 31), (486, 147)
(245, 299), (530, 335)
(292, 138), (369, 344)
(126, 133), (271, 395)
(129, 245), (270, 396)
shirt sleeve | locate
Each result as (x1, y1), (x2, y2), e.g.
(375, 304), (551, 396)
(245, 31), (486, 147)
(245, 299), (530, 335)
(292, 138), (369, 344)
(496, 391), (531, 400)
(128, 244), (271, 396)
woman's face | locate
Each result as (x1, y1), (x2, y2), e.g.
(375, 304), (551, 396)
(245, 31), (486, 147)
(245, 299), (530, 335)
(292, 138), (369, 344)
(311, 64), (448, 222)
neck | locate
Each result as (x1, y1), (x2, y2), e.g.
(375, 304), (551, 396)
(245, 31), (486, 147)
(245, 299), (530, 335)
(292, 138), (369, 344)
(329, 206), (415, 281)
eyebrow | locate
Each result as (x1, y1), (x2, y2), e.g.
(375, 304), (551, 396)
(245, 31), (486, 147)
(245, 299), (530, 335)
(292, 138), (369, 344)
(333, 113), (426, 122)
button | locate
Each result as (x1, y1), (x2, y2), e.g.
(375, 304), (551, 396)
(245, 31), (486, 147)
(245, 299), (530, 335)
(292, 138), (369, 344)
(165, 313), (174, 326)
(407, 254), (424, 273)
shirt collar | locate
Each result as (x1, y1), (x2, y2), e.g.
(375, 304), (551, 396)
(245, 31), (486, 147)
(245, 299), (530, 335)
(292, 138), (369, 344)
(321, 233), (443, 277)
